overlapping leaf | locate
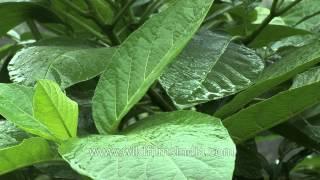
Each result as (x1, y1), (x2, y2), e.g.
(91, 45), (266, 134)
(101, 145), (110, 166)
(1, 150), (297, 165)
(160, 31), (264, 108)
(216, 41), (320, 118)
(0, 137), (56, 175)
(0, 0), (62, 36)
(93, 0), (214, 134)
(0, 80), (79, 141)
(223, 79), (320, 143)
(33, 80), (78, 141)
(0, 83), (54, 140)
(59, 111), (236, 180)
(8, 38), (115, 88)
(283, 0), (320, 32)
(227, 7), (310, 47)
(0, 121), (28, 148)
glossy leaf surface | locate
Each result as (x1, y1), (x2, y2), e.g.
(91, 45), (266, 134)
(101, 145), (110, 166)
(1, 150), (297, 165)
(59, 111), (236, 180)
(160, 31), (264, 108)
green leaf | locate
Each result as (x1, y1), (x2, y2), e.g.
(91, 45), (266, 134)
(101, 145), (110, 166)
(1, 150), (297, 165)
(93, 0), (214, 134)
(0, 0), (62, 37)
(0, 121), (28, 148)
(272, 122), (320, 151)
(293, 155), (320, 174)
(33, 80), (78, 141)
(0, 83), (55, 140)
(59, 111), (236, 180)
(8, 38), (115, 88)
(282, 0), (320, 32)
(234, 142), (266, 179)
(160, 31), (264, 108)
(228, 24), (310, 48)
(91, 0), (114, 25)
(223, 80), (320, 144)
(215, 41), (320, 118)
(270, 34), (317, 51)
(226, 7), (310, 47)
(0, 137), (57, 175)
(0, 44), (15, 61)
(291, 67), (320, 89)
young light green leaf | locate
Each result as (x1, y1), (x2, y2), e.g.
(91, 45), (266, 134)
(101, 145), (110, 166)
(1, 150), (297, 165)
(8, 38), (115, 88)
(215, 41), (320, 118)
(0, 121), (28, 149)
(160, 31), (264, 108)
(59, 111), (236, 180)
(0, 137), (57, 175)
(33, 80), (78, 141)
(0, 83), (55, 140)
(93, 0), (214, 134)
(0, 0), (62, 37)
(223, 80), (320, 144)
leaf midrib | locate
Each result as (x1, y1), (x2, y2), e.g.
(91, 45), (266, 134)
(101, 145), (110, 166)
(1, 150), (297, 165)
(37, 83), (73, 138)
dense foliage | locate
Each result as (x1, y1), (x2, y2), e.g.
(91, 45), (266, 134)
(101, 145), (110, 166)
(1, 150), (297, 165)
(1, 0), (320, 179)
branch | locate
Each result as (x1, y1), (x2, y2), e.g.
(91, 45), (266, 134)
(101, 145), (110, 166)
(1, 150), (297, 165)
(202, 1), (243, 25)
(138, 0), (163, 25)
(84, 0), (106, 26)
(63, 0), (120, 45)
(104, 0), (118, 10)
(62, 0), (90, 18)
(60, 11), (111, 44)
(147, 88), (176, 112)
(27, 20), (42, 41)
(111, 0), (135, 26)
(242, 0), (302, 45)
(275, 0), (303, 16)
(294, 10), (320, 27)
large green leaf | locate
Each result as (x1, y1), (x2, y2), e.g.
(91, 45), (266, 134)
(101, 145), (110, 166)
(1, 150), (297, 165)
(93, 0), (214, 134)
(0, 83), (55, 140)
(215, 41), (320, 118)
(59, 111), (236, 180)
(0, 121), (28, 148)
(0, 137), (57, 175)
(0, 0), (62, 37)
(160, 31), (264, 108)
(33, 80), (78, 141)
(223, 80), (320, 144)
(8, 38), (115, 88)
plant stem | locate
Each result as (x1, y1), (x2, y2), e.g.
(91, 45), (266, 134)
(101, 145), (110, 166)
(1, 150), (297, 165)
(62, 0), (120, 45)
(275, 0), (302, 15)
(202, 1), (243, 25)
(111, 0), (135, 26)
(60, 11), (111, 44)
(294, 10), (320, 27)
(105, 0), (118, 10)
(148, 88), (176, 112)
(242, 0), (302, 45)
(138, 0), (162, 24)
(84, 0), (106, 26)
(84, 0), (121, 45)
(26, 20), (42, 41)
(62, 0), (90, 18)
